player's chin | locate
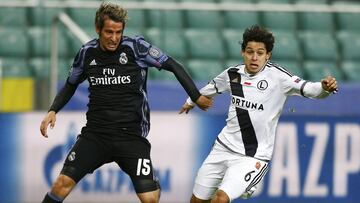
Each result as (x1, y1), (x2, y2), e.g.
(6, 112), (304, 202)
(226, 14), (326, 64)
(248, 65), (260, 74)
(106, 45), (118, 51)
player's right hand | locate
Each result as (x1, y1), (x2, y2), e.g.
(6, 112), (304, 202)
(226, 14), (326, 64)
(40, 111), (56, 138)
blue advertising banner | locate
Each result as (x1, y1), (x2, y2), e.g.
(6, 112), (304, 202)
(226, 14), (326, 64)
(0, 114), (20, 203)
(0, 113), (359, 203)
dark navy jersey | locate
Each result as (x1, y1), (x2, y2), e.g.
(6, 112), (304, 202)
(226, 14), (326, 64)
(68, 36), (168, 138)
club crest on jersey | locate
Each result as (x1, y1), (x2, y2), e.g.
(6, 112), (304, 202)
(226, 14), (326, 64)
(294, 77), (302, 83)
(149, 47), (161, 59)
(119, 52), (128, 64)
(231, 95), (264, 111)
(257, 80), (268, 91)
(68, 151), (76, 161)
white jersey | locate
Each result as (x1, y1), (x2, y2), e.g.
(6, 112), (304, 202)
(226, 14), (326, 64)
(188, 61), (330, 161)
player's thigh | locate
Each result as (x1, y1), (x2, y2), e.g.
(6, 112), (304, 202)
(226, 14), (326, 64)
(114, 139), (159, 193)
(219, 157), (269, 201)
(193, 145), (228, 200)
(61, 136), (110, 183)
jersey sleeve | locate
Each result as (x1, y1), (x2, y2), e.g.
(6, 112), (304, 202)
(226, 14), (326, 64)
(133, 36), (169, 68)
(280, 69), (330, 99)
(67, 46), (87, 85)
(201, 68), (231, 96)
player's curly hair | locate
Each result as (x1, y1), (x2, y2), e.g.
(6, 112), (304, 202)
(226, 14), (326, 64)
(241, 25), (275, 53)
(95, 2), (128, 30)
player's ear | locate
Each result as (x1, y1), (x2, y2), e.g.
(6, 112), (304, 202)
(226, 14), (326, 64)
(95, 26), (101, 35)
(266, 52), (271, 60)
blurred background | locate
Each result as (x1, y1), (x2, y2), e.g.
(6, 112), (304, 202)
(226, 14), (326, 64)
(0, 0), (359, 203)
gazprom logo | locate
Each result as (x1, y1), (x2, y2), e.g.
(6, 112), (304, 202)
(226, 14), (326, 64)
(43, 122), (171, 193)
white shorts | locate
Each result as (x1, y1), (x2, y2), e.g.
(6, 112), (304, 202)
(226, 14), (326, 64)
(192, 141), (269, 202)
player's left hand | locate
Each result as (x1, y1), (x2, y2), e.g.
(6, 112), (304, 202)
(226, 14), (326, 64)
(321, 75), (338, 93)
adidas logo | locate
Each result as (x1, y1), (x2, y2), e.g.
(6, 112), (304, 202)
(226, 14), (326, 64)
(90, 59), (97, 66)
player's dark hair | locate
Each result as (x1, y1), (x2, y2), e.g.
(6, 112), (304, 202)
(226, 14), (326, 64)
(95, 2), (128, 30)
(241, 25), (275, 53)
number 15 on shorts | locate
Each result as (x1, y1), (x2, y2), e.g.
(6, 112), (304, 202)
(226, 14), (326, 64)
(136, 158), (151, 176)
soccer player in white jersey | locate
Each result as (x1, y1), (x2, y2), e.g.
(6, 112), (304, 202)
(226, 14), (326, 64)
(179, 25), (338, 203)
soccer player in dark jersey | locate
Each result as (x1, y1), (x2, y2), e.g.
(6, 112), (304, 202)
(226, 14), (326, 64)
(180, 25), (338, 203)
(39, 2), (212, 203)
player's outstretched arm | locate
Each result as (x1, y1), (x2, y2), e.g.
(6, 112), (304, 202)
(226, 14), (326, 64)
(40, 111), (56, 138)
(321, 75), (338, 93)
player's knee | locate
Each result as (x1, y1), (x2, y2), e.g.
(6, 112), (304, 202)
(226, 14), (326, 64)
(51, 174), (76, 198)
(213, 190), (230, 203)
(137, 190), (160, 203)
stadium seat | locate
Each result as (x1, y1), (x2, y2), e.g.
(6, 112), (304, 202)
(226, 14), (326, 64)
(221, 0), (257, 2)
(223, 9), (259, 30)
(299, 31), (338, 61)
(146, 9), (183, 29)
(185, 10), (222, 29)
(126, 10), (147, 29)
(124, 27), (143, 38)
(336, 31), (360, 61)
(0, 57), (30, 78)
(181, 0), (216, 2)
(341, 61), (360, 82)
(0, 7), (27, 27)
(333, 0), (360, 31)
(187, 59), (223, 81)
(296, 0), (335, 31)
(223, 29), (242, 59)
(298, 12), (335, 31)
(28, 27), (68, 58)
(145, 28), (187, 59)
(272, 59), (305, 78)
(68, 7), (146, 28)
(30, 7), (65, 27)
(0, 28), (28, 57)
(182, 0), (221, 30)
(144, 0), (183, 28)
(184, 29), (225, 59)
(294, 0), (328, 4)
(336, 12), (360, 31)
(68, 8), (98, 28)
(303, 60), (344, 82)
(64, 28), (90, 59)
(262, 11), (297, 31)
(271, 30), (301, 61)
(29, 57), (71, 80)
(257, 0), (293, 3)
